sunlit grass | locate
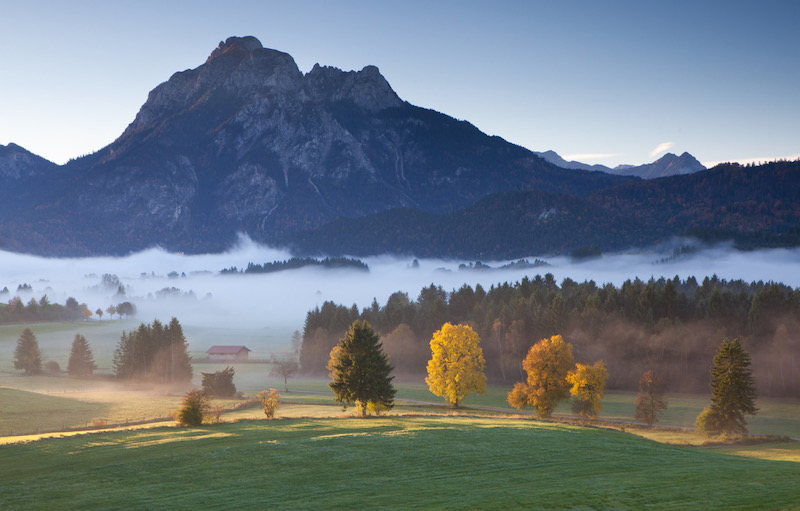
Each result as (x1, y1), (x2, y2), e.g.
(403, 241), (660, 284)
(2, 368), (798, 440)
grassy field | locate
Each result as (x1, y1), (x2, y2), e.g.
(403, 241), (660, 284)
(2, 366), (799, 438)
(2, 324), (799, 510)
(0, 415), (798, 510)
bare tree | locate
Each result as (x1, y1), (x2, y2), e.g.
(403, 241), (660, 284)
(270, 354), (299, 391)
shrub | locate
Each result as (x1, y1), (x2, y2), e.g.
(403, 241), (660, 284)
(257, 389), (281, 419)
(695, 406), (722, 435)
(177, 389), (209, 426)
(201, 366), (237, 397)
(45, 361), (61, 374)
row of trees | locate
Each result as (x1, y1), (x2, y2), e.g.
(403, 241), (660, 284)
(0, 295), (136, 324)
(325, 318), (759, 434)
(221, 257), (370, 274)
(301, 275), (799, 396)
(13, 317), (191, 384)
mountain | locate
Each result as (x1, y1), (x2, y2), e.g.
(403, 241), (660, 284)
(610, 152), (706, 179)
(0, 36), (633, 256)
(535, 150), (706, 179)
(532, 150), (613, 173)
(280, 160), (800, 258)
(0, 143), (57, 186)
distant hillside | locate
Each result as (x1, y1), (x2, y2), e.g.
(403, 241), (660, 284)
(281, 160), (800, 257)
(587, 160), (800, 234)
(280, 189), (655, 259)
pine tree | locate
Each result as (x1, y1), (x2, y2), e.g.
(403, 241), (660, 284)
(699, 338), (758, 434)
(14, 328), (42, 375)
(67, 334), (97, 377)
(329, 320), (395, 417)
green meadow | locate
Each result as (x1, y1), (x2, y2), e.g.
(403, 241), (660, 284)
(1, 415), (799, 510)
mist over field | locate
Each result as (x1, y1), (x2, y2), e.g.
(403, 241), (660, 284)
(1, 236), (798, 356)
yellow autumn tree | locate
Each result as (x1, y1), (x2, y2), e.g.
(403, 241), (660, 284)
(567, 361), (609, 419)
(507, 334), (574, 418)
(426, 323), (486, 407)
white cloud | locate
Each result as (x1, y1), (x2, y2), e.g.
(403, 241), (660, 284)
(650, 142), (675, 157)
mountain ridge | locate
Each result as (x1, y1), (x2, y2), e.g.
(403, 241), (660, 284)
(0, 36), (794, 258)
(278, 159), (800, 258)
(0, 36), (632, 256)
(535, 150), (706, 179)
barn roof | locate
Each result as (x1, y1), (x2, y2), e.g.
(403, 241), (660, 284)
(206, 345), (251, 354)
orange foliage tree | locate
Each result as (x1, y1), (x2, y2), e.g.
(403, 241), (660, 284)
(567, 361), (609, 419)
(507, 334), (574, 418)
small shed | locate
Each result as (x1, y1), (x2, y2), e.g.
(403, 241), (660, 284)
(206, 345), (251, 362)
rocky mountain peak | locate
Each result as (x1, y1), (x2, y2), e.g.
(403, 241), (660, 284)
(122, 36), (302, 137)
(305, 63), (402, 112)
(206, 36), (264, 63)
(0, 143), (57, 182)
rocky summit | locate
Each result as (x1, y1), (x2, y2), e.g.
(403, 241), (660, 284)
(0, 36), (630, 255)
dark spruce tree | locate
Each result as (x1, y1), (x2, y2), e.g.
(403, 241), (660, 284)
(14, 328), (42, 376)
(67, 334), (97, 377)
(329, 320), (396, 417)
(113, 317), (193, 383)
(697, 338), (758, 434)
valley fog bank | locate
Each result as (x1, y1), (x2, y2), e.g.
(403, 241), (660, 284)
(1, 238), (798, 354)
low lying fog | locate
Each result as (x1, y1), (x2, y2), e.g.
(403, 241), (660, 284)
(2, 236), (799, 353)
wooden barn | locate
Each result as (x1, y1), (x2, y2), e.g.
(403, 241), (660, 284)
(206, 345), (251, 362)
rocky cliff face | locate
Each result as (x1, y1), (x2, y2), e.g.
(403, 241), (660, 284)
(0, 36), (631, 255)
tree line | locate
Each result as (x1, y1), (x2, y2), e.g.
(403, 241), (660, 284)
(11, 317), (191, 384)
(0, 294), (136, 324)
(300, 274), (800, 396)
(220, 257), (369, 275)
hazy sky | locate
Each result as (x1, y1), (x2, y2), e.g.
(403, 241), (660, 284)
(1, 0), (798, 167)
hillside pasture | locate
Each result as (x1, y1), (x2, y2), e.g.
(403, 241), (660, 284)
(0, 415), (799, 510)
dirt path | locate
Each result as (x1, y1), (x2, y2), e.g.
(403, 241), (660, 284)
(0, 420), (176, 445)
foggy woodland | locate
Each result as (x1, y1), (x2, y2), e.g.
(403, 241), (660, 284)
(301, 274), (800, 397)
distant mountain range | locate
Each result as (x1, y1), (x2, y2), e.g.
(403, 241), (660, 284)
(533, 150), (706, 179)
(0, 36), (797, 258)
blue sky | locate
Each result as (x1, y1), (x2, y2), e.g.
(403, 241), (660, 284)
(1, 0), (798, 167)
